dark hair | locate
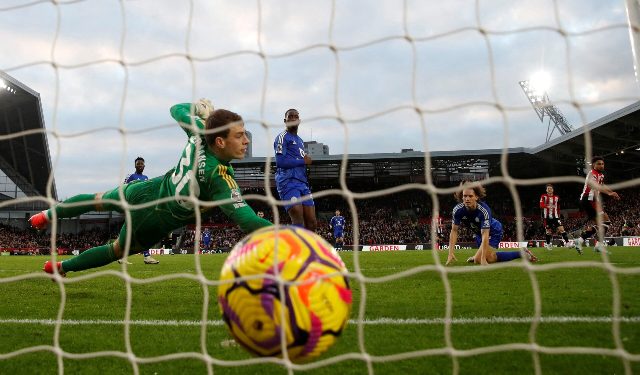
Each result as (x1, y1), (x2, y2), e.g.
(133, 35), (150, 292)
(204, 109), (243, 147)
(591, 156), (604, 164)
(284, 108), (298, 118)
(453, 181), (486, 203)
(546, 183), (553, 188)
(134, 157), (144, 163)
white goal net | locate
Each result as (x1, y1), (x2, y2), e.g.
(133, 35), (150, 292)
(1, 0), (640, 374)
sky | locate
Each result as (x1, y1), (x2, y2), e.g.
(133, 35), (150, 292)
(1, 0), (639, 199)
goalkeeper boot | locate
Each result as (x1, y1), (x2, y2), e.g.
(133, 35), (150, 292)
(144, 256), (160, 264)
(523, 248), (538, 263)
(545, 243), (553, 251)
(573, 237), (584, 255)
(466, 256), (475, 263)
(43, 261), (66, 277)
(117, 258), (133, 265)
(29, 211), (49, 230)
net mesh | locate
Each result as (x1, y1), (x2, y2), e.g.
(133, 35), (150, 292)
(1, 0), (640, 374)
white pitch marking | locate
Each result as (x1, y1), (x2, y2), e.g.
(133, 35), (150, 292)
(0, 316), (639, 326)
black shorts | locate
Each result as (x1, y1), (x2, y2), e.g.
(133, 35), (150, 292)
(544, 218), (562, 230)
(580, 197), (598, 221)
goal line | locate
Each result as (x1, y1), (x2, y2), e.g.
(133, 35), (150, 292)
(2, 315), (639, 327)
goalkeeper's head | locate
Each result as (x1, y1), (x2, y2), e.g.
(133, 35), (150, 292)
(205, 109), (249, 161)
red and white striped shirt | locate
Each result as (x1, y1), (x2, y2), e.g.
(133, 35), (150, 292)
(539, 194), (560, 219)
(580, 169), (604, 201)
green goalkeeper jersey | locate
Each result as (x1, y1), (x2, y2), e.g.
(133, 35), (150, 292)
(152, 103), (271, 232)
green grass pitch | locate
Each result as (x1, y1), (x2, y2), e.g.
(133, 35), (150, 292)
(1, 247), (639, 374)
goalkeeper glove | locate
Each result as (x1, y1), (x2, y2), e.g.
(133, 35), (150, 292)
(194, 98), (214, 120)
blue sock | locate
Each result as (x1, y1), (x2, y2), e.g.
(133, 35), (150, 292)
(143, 250), (150, 257)
(496, 251), (521, 262)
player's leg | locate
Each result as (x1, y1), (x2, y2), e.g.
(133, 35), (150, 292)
(574, 199), (596, 254)
(545, 225), (553, 250)
(593, 212), (612, 253)
(488, 224), (535, 263)
(280, 186), (305, 227)
(557, 225), (569, 245)
(29, 189), (124, 230)
(287, 204), (305, 227)
(300, 186), (317, 231)
(470, 246), (498, 264)
(44, 229), (128, 276)
(143, 249), (159, 264)
(302, 205), (317, 232)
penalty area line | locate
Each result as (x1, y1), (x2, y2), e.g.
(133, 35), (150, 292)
(0, 316), (639, 326)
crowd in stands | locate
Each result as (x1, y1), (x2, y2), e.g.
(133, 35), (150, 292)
(3, 186), (640, 251)
(0, 223), (114, 253)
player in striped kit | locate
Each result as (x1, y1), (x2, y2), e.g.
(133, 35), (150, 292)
(32, 99), (272, 277)
(573, 156), (620, 254)
(446, 182), (537, 266)
(274, 109), (317, 231)
(329, 209), (345, 251)
(539, 184), (569, 251)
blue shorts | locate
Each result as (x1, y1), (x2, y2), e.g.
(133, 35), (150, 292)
(334, 230), (343, 238)
(278, 184), (315, 211)
(474, 224), (503, 249)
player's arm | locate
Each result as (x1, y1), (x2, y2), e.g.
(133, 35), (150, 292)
(124, 174), (132, 184)
(601, 184), (620, 200)
(210, 168), (272, 233)
(479, 229), (490, 266)
(170, 99), (213, 137)
(446, 223), (459, 266)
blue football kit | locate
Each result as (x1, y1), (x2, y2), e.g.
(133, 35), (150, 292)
(274, 130), (314, 210)
(330, 215), (345, 238)
(125, 173), (148, 183)
(452, 201), (503, 248)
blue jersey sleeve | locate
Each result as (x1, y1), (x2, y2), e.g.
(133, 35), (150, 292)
(477, 202), (492, 230)
(274, 132), (305, 169)
(452, 204), (464, 225)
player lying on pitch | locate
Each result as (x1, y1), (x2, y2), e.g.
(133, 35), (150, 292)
(30, 99), (272, 276)
(446, 182), (538, 266)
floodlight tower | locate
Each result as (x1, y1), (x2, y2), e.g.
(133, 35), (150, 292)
(519, 79), (574, 143)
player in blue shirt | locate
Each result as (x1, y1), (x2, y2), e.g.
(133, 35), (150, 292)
(274, 109), (317, 231)
(120, 156), (160, 265)
(329, 209), (346, 250)
(446, 183), (538, 265)
(201, 228), (212, 251)
(125, 157), (148, 183)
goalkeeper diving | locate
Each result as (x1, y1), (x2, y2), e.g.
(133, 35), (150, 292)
(30, 99), (272, 276)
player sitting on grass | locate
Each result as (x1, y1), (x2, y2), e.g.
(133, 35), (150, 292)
(446, 182), (538, 266)
(31, 99), (272, 277)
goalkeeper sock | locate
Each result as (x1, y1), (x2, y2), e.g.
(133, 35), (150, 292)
(61, 243), (118, 273)
(496, 251), (521, 262)
(46, 194), (96, 220)
(545, 234), (552, 245)
(143, 250), (151, 257)
(561, 232), (569, 243)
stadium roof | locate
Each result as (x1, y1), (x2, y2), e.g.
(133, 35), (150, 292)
(0, 70), (57, 202)
(233, 100), (640, 185)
